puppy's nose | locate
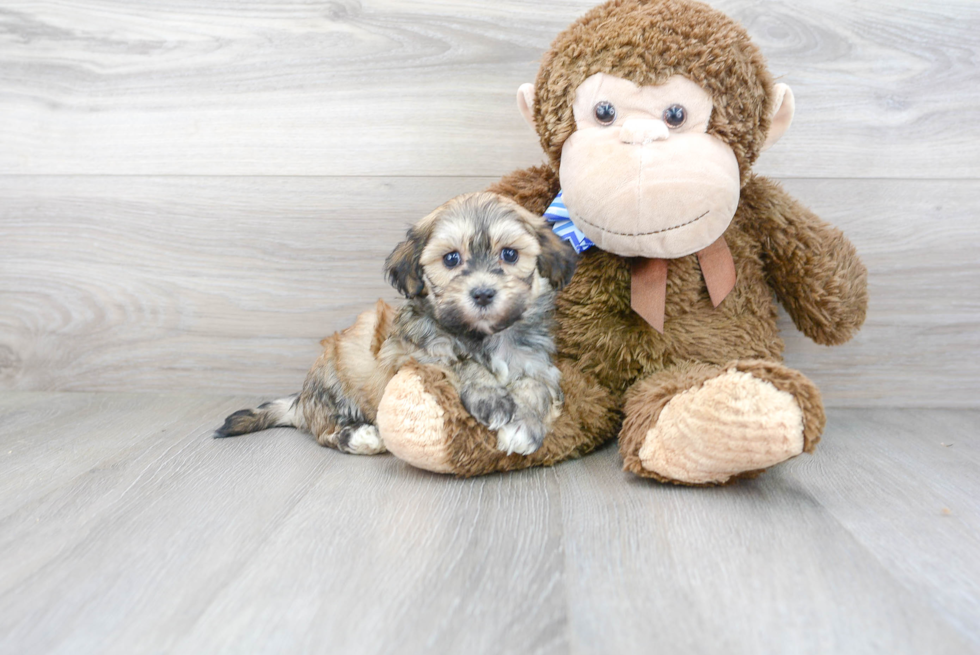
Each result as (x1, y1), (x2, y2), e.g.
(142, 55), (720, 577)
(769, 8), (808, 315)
(470, 288), (496, 308)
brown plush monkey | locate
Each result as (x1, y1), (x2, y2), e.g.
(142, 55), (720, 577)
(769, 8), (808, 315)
(377, 0), (868, 485)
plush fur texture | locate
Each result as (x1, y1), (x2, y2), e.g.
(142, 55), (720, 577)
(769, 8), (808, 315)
(618, 359), (824, 485)
(532, 0), (775, 183)
(376, 0), (868, 484)
(636, 370), (805, 485)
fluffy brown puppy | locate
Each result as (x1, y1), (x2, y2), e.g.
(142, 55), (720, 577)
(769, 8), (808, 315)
(215, 192), (577, 457)
(377, 0), (868, 484)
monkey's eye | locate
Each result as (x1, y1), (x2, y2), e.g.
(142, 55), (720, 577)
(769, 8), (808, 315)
(443, 252), (461, 269)
(593, 101), (617, 126)
(500, 248), (519, 264)
(663, 105), (687, 128)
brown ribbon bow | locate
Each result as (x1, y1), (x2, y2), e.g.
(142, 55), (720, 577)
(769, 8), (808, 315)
(630, 236), (737, 333)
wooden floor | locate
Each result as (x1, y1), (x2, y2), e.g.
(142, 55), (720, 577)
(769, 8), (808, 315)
(1, 393), (977, 654)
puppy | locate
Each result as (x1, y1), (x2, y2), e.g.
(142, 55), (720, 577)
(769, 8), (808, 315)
(215, 192), (578, 456)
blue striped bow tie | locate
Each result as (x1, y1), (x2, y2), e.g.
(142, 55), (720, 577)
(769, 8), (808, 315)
(543, 191), (594, 254)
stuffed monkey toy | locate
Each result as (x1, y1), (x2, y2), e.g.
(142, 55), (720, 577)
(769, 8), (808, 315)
(376, 0), (868, 485)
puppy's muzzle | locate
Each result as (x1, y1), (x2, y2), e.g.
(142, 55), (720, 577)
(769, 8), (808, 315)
(470, 287), (496, 308)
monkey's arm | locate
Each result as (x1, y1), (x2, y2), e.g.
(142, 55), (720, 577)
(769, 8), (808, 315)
(743, 175), (868, 346)
(487, 165), (561, 215)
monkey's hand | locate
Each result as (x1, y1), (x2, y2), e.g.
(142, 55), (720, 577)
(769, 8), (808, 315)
(746, 176), (869, 346)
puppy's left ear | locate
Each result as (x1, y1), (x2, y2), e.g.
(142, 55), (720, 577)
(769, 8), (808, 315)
(385, 224), (430, 298)
(535, 224), (578, 290)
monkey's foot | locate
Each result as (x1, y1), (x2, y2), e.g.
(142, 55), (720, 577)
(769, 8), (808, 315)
(376, 364), (458, 474)
(377, 363), (565, 476)
(620, 360), (825, 485)
(379, 360), (625, 477)
(379, 362), (515, 476)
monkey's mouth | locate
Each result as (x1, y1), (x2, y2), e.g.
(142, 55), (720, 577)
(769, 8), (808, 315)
(575, 210), (710, 237)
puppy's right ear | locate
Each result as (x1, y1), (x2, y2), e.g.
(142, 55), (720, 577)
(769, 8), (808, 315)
(385, 225), (429, 298)
(535, 223), (579, 291)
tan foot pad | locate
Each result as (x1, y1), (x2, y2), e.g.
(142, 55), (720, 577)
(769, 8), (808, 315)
(639, 370), (805, 484)
(376, 368), (455, 474)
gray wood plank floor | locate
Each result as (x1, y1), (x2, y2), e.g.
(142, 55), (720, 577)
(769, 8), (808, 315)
(1, 393), (977, 654)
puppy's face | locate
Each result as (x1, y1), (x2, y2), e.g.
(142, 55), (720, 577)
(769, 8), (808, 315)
(386, 192), (577, 336)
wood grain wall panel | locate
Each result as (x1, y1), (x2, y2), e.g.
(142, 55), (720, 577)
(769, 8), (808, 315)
(0, 175), (488, 394)
(1, 0), (977, 178)
(1, 176), (976, 406)
(778, 178), (980, 407)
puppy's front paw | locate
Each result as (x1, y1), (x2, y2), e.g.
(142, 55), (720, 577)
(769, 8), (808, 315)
(461, 385), (516, 430)
(496, 420), (546, 456)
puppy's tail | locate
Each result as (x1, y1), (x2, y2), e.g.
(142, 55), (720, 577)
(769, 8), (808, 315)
(214, 393), (307, 438)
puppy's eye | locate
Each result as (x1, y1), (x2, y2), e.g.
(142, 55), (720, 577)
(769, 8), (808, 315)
(593, 101), (617, 126)
(443, 252), (461, 269)
(663, 104), (687, 128)
(500, 248), (519, 264)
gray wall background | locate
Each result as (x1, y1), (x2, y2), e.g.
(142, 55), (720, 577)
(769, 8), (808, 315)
(1, 0), (978, 407)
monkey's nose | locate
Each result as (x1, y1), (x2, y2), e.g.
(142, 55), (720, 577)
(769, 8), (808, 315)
(470, 288), (496, 308)
(620, 119), (669, 145)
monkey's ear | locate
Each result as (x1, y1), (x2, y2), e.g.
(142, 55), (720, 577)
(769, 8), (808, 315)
(762, 84), (795, 152)
(384, 226), (428, 298)
(517, 84), (536, 130)
(535, 224), (578, 291)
